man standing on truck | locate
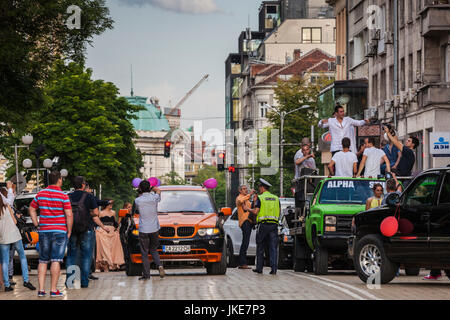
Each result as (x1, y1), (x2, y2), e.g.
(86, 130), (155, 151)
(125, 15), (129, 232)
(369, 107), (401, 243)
(328, 137), (358, 177)
(246, 179), (280, 275)
(318, 105), (369, 155)
(294, 144), (316, 179)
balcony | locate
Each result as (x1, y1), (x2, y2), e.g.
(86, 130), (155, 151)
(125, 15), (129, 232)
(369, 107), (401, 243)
(418, 83), (450, 107)
(420, 0), (450, 37)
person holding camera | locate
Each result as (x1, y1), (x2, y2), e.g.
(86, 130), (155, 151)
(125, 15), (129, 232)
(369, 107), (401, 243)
(383, 126), (419, 179)
(133, 180), (165, 280)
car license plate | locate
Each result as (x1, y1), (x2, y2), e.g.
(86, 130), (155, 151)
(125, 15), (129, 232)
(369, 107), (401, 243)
(162, 245), (190, 253)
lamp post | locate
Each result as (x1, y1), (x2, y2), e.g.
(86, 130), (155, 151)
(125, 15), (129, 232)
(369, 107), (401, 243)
(264, 104), (311, 197)
(12, 134), (33, 194)
(23, 155), (64, 192)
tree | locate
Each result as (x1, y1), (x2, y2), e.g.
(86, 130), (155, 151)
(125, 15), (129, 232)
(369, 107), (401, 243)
(193, 165), (226, 209)
(160, 171), (185, 185)
(0, 0), (113, 142)
(19, 61), (143, 205)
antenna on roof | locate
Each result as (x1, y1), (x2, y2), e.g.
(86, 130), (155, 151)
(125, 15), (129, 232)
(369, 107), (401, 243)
(130, 64), (134, 97)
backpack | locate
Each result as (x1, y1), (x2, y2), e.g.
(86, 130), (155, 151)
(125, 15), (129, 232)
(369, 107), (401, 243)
(70, 192), (90, 234)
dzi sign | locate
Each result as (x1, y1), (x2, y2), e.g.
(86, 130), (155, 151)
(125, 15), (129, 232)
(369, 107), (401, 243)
(430, 132), (450, 157)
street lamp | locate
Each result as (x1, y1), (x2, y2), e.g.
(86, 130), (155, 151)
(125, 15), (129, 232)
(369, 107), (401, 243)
(12, 134), (33, 194)
(264, 104), (311, 197)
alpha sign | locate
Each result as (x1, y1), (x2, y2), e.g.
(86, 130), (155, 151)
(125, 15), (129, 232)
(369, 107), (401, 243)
(430, 132), (450, 157)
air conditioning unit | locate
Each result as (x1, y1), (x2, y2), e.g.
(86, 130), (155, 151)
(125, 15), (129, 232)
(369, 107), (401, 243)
(384, 99), (393, 112)
(400, 91), (408, 104)
(364, 42), (377, 57)
(393, 95), (400, 107)
(370, 29), (381, 41)
(384, 31), (394, 44)
(364, 107), (378, 120)
(408, 88), (417, 102)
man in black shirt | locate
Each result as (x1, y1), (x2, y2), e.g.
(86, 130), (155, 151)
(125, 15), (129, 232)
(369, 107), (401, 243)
(383, 126), (419, 180)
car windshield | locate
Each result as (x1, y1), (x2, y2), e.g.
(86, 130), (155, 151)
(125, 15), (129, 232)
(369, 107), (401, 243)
(319, 180), (386, 205)
(14, 197), (37, 216)
(158, 190), (215, 213)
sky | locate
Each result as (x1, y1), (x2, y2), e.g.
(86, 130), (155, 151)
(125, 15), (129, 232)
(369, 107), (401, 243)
(86, 0), (262, 134)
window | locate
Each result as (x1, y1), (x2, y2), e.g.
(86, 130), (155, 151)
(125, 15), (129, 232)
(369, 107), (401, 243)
(311, 75), (318, 83)
(380, 69), (387, 102)
(439, 172), (450, 204)
(403, 173), (440, 206)
(302, 28), (322, 44)
(259, 102), (268, 118)
(399, 0), (405, 26)
(389, 65), (394, 98)
(408, 0), (413, 21)
(354, 2), (364, 22)
(333, 27), (336, 42)
(372, 74), (378, 106)
(416, 0), (422, 14)
(400, 58), (405, 91)
(158, 191), (215, 213)
(230, 209), (239, 221)
(408, 53), (413, 88)
(353, 31), (365, 66)
(417, 50), (422, 81)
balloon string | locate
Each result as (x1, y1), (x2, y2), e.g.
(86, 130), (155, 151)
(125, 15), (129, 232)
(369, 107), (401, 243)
(394, 205), (401, 220)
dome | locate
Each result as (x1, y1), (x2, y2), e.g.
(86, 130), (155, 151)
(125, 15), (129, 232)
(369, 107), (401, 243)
(125, 95), (170, 132)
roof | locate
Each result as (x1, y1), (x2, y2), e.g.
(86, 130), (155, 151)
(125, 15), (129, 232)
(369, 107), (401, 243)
(125, 95), (170, 132)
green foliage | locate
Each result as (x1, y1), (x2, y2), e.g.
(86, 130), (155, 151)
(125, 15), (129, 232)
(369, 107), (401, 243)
(192, 165), (226, 209)
(0, 0), (113, 142)
(160, 171), (186, 185)
(19, 61), (143, 204)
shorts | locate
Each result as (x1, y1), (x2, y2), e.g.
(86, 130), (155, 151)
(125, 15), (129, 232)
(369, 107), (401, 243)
(38, 232), (68, 263)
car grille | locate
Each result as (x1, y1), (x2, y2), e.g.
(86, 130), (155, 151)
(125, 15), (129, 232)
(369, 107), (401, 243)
(159, 227), (175, 237)
(336, 216), (353, 233)
(177, 227), (195, 237)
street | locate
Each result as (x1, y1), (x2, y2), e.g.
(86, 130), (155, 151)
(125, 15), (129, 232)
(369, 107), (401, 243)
(2, 268), (450, 300)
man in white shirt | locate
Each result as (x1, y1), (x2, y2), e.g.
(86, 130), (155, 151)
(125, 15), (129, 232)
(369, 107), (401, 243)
(357, 137), (391, 177)
(328, 138), (358, 177)
(318, 105), (369, 155)
(294, 144), (316, 179)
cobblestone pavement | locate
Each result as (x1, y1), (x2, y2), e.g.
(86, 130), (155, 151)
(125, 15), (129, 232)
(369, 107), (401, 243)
(1, 268), (449, 300)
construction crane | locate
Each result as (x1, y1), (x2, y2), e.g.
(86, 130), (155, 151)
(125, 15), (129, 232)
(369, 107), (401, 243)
(168, 74), (209, 115)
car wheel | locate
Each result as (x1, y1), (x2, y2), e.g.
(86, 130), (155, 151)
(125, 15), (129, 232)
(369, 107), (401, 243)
(313, 236), (328, 275)
(125, 258), (143, 277)
(404, 267), (420, 276)
(226, 239), (238, 268)
(353, 234), (398, 284)
(206, 242), (227, 275)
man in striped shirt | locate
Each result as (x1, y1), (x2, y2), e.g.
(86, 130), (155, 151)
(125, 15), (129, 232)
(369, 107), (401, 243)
(29, 171), (73, 298)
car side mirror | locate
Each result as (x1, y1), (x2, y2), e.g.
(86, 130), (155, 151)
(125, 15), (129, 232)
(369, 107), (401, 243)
(118, 209), (129, 218)
(220, 207), (232, 217)
(386, 193), (400, 207)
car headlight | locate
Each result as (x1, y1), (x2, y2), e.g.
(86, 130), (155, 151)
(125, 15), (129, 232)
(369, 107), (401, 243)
(325, 216), (336, 225)
(198, 228), (220, 236)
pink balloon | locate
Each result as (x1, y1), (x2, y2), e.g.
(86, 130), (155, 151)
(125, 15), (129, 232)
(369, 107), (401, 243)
(380, 216), (398, 237)
(148, 177), (158, 187)
(204, 178), (218, 189)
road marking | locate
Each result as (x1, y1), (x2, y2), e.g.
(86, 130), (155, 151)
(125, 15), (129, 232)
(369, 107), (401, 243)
(287, 271), (382, 300)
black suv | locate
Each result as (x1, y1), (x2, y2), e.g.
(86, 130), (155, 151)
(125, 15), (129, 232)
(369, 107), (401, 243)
(349, 167), (450, 284)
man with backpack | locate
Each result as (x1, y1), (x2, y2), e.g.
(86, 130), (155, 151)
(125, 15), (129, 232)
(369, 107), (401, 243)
(65, 176), (109, 289)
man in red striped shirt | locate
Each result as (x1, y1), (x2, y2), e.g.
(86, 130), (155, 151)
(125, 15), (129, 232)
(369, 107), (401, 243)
(29, 171), (73, 298)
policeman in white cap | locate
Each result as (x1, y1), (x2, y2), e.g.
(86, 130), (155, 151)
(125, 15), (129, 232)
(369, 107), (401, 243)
(245, 178), (281, 274)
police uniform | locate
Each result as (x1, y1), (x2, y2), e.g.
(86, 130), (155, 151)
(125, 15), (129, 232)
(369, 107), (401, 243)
(253, 179), (280, 274)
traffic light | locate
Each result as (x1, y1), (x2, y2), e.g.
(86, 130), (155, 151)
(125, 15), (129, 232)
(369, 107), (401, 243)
(217, 152), (225, 171)
(228, 166), (236, 173)
(164, 141), (172, 158)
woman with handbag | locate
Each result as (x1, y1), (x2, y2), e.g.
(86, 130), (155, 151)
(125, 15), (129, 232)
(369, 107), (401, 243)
(0, 192), (36, 291)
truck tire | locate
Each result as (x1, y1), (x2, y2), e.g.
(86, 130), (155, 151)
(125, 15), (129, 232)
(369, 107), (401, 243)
(206, 243), (227, 275)
(353, 234), (398, 284)
(313, 236), (328, 275)
(125, 260), (143, 277)
(404, 267), (420, 276)
(226, 239), (238, 268)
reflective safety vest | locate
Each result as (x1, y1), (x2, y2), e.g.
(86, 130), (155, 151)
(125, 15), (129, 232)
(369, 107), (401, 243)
(257, 191), (280, 224)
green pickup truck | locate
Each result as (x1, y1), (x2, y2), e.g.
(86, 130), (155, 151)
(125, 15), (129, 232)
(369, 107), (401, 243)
(290, 176), (387, 275)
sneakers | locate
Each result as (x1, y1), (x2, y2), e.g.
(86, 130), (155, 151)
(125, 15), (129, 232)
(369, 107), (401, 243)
(269, 270), (277, 275)
(252, 268), (263, 274)
(138, 276), (150, 281)
(50, 290), (64, 297)
(159, 266), (165, 278)
(38, 291), (47, 297)
(4, 286), (13, 292)
(88, 274), (99, 280)
(24, 282), (36, 291)
(423, 274), (441, 280)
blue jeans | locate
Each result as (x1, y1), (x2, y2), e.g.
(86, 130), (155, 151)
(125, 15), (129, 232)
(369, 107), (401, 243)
(1, 240), (29, 286)
(256, 223), (278, 272)
(239, 220), (253, 266)
(66, 229), (94, 287)
(38, 232), (68, 263)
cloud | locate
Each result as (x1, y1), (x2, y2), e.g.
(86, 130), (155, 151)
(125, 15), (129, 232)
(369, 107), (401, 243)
(118, 0), (222, 14)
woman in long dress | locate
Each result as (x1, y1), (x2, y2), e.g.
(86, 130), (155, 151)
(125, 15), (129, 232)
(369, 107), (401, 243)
(95, 200), (125, 271)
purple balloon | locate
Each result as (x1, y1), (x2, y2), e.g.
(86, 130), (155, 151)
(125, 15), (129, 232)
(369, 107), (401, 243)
(132, 178), (142, 188)
(156, 178), (161, 187)
(204, 178), (218, 189)
(148, 177), (158, 187)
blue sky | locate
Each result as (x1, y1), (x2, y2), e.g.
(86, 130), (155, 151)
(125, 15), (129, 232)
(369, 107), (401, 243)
(86, 0), (262, 133)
